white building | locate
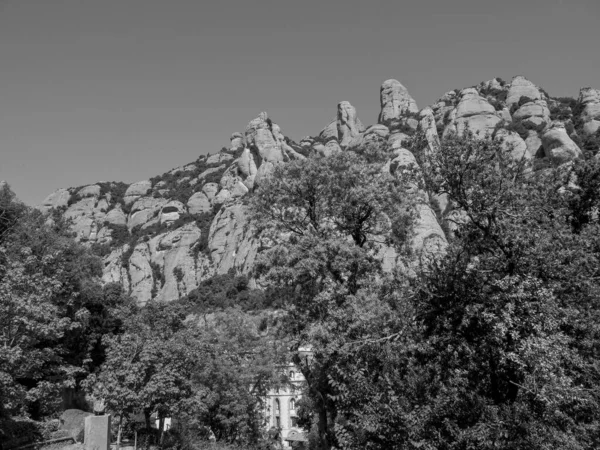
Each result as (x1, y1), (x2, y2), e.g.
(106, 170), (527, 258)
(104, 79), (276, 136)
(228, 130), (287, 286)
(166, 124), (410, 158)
(264, 363), (307, 448)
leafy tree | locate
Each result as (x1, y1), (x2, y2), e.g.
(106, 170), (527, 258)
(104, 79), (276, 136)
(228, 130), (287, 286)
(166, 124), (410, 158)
(91, 300), (284, 448)
(250, 147), (416, 449)
(181, 309), (285, 446)
(403, 132), (600, 449)
(0, 191), (131, 420)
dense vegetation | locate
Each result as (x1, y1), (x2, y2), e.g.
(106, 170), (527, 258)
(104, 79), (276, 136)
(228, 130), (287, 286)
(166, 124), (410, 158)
(2, 122), (600, 449)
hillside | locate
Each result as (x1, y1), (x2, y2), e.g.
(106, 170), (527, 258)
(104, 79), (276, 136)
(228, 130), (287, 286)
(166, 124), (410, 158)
(39, 75), (600, 305)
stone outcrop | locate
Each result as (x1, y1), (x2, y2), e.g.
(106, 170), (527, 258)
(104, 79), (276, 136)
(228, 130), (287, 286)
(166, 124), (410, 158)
(337, 101), (365, 147)
(506, 76), (543, 108)
(444, 88), (501, 138)
(40, 188), (71, 212)
(124, 180), (151, 205)
(38, 75), (597, 307)
(579, 87), (600, 136)
(319, 120), (338, 142)
(513, 100), (550, 132)
(208, 204), (259, 275)
(541, 122), (583, 164)
(495, 129), (530, 160)
(378, 79), (419, 130)
(241, 112), (304, 189)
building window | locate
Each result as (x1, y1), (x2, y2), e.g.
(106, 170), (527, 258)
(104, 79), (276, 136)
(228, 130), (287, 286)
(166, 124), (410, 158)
(290, 398), (295, 411)
(291, 417), (298, 427)
(275, 399), (280, 413)
(276, 416), (280, 428)
(289, 370), (295, 379)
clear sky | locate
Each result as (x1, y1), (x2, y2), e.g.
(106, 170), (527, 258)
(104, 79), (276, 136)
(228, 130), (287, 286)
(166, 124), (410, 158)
(0, 0), (598, 205)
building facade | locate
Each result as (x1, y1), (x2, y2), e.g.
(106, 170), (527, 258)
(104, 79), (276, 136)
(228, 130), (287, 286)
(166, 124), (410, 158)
(264, 363), (306, 447)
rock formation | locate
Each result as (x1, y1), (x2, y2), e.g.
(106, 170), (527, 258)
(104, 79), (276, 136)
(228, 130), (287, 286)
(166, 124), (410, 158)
(378, 79), (419, 130)
(444, 88), (501, 138)
(37, 75), (597, 305)
(337, 101), (365, 147)
(506, 75), (544, 108)
(542, 122), (583, 164)
(579, 87), (600, 136)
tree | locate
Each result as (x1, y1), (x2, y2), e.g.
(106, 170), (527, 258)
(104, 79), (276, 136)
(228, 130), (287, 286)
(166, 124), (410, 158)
(90, 300), (284, 448)
(0, 191), (131, 420)
(250, 147), (416, 449)
(404, 132), (600, 449)
(87, 300), (192, 444)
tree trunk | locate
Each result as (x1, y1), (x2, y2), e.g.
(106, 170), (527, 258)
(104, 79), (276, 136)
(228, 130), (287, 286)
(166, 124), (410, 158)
(159, 415), (165, 448)
(144, 409), (151, 430)
(317, 407), (330, 450)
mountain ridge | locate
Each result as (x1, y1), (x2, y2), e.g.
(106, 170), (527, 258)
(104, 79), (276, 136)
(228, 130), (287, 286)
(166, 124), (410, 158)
(36, 75), (600, 305)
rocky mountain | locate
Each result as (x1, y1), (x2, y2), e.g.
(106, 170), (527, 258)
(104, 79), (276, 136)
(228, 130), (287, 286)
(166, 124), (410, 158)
(39, 76), (600, 305)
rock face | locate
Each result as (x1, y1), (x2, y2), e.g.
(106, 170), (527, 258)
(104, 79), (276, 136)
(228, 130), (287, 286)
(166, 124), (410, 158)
(40, 188), (71, 212)
(579, 87), (600, 136)
(337, 101), (365, 147)
(124, 180), (151, 205)
(38, 75), (597, 306)
(208, 204), (259, 275)
(378, 79), (419, 130)
(506, 75), (543, 108)
(541, 122), (583, 164)
(241, 112), (304, 189)
(513, 100), (551, 132)
(444, 88), (501, 138)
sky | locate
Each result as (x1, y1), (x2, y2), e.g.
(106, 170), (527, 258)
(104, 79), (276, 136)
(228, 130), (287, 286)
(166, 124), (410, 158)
(0, 0), (598, 205)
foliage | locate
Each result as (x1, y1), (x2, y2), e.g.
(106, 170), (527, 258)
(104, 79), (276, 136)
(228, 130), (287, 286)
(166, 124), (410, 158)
(0, 196), (132, 420)
(89, 301), (284, 447)
(250, 144), (416, 449)
(403, 132), (600, 449)
(181, 271), (283, 313)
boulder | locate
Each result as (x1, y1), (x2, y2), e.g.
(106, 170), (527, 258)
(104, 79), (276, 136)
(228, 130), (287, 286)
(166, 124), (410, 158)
(445, 88), (501, 138)
(524, 130), (544, 158)
(388, 132), (411, 150)
(319, 120), (338, 141)
(513, 100), (550, 132)
(378, 79), (419, 130)
(578, 87), (600, 136)
(495, 128), (530, 160)
(337, 101), (365, 147)
(76, 184), (101, 198)
(40, 188), (71, 212)
(124, 180), (151, 205)
(104, 205), (127, 226)
(230, 132), (245, 150)
(213, 188), (232, 205)
(506, 75), (543, 108)
(203, 183), (219, 200)
(346, 124), (390, 151)
(541, 122), (583, 164)
(128, 197), (168, 230)
(187, 192), (212, 215)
